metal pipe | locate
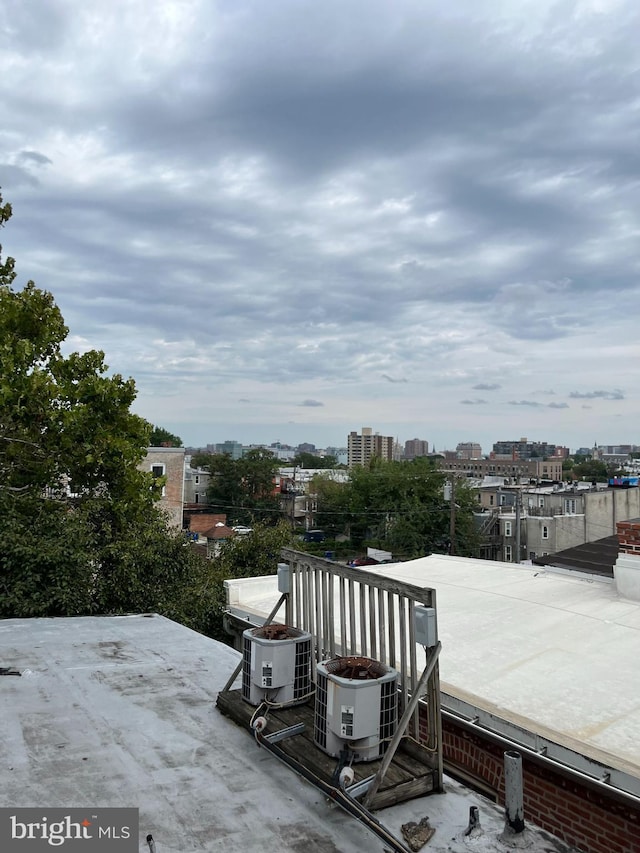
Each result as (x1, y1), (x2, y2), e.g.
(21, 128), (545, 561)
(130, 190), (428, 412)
(503, 750), (525, 833)
(254, 729), (414, 853)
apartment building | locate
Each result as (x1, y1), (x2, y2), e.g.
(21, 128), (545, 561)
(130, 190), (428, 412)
(491, 437), (561, 459)
(441, 455), (564, 481)
(403, 438), (429, 460)
(347, 426), (394, 468)
(455, 441), (482, 459)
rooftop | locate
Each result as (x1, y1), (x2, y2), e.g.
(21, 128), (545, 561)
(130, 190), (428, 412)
(226, 554), (640, 791)
(0, 614), (574, 853)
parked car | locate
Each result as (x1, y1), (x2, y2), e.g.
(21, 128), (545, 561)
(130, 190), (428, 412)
(303, 529), (326, 543)
(348, 556), (380, 567)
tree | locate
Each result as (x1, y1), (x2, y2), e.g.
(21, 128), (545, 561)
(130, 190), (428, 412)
(148, 425), (183, 447)
(191, 450), (215, 469)
(205, 448), (282, 525)
(292, 452), (339, 469)
(203, 522), (292, 640)
(314, 457), (480, 559)
(0, 189), (213, 628)
(571, 459), (614, 483)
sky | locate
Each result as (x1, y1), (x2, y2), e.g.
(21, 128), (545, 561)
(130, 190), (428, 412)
(1, 0), (639, 454)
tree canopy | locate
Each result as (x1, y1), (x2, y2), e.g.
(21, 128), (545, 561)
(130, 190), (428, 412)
(203, 448), (281, 525)
(313, 457), (480, 559)
(0, 190), (212, 626)
(148, 425), (183, 447)
(291, 451), (340, 469)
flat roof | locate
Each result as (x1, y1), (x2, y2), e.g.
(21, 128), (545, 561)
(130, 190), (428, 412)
(0, 615), (572, 853)
(226, 554), (640, 782)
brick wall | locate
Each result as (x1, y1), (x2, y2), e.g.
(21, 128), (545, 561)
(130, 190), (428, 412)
(142, 448), (185, 528)
(420, 711), (640, 853)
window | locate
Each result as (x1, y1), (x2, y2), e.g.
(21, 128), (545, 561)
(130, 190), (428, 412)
(504, 545), (512, 562)
(542, 525), (549, 539)
(151, 464), (166, 497)
(194, 493), (199, 504)
(195, 475), (200, 485)
(565, 499), (576, 514)
(489, 495), (494, 506)
(529, 551), (536, 561)
(505, 521), (512, 537)
(539, 497), (545, 508)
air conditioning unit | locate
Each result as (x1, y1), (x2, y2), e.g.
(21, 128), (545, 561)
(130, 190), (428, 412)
(242, 624), (312, 708)
(314, 656), (398, 762)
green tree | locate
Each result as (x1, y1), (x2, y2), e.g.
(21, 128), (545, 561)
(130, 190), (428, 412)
(572, 459), (613, 482)
(205, 448), (282, 525)
(148, 425), (183, 447)
(292, 452), (339, 469)
(191, 450), (215, 469)
(0, 189), (213, 628)
(314, 457), (480, 559)
(202, 522), (292, 640)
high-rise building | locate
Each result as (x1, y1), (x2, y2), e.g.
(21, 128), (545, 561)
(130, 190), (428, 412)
(215, 440), (244, 460)
(404, 438), (429, 460)
(456, 442), (482, 459)
(348, 427), (394, 468)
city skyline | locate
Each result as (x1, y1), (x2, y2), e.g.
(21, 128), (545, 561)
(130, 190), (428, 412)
(1, 1), (638, 451)
(185, 431), (634, 458)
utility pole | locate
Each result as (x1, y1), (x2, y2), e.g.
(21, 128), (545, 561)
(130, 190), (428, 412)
(449, 476), (456, 556)
(290, 465), (297, 532)
(515, 491), (521, 563)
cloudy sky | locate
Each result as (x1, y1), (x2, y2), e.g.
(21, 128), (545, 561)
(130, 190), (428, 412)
(1, 0), (638, 453)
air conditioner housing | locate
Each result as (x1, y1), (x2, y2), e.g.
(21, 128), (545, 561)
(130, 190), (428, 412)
(242, 624), (312, 707)
(314, 656), (398, 762)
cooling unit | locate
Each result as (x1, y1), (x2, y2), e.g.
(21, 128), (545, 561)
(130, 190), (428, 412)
(241, 624), (312, 708)
(314, 656), (398, 762)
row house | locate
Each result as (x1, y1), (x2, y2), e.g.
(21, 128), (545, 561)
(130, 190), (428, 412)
(477, 482), (640, 562)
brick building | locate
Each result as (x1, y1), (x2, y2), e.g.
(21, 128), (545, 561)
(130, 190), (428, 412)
(141, 446), (185, 528)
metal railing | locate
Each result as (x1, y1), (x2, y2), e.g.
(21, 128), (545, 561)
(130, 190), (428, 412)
(279, 548), (443, 783)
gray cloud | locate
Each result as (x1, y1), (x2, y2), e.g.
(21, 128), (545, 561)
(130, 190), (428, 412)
(1, 0), (639, 449)
(547, 402), (569, 409)
(300, 399), (324, 408)
(569, 390), (624, 400)
(461, 399), (487, 406)
(508, 400), (541, 407)
(18, 150), (52, 166)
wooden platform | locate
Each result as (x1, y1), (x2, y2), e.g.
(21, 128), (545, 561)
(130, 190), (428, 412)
(216, 689), (437, 811)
